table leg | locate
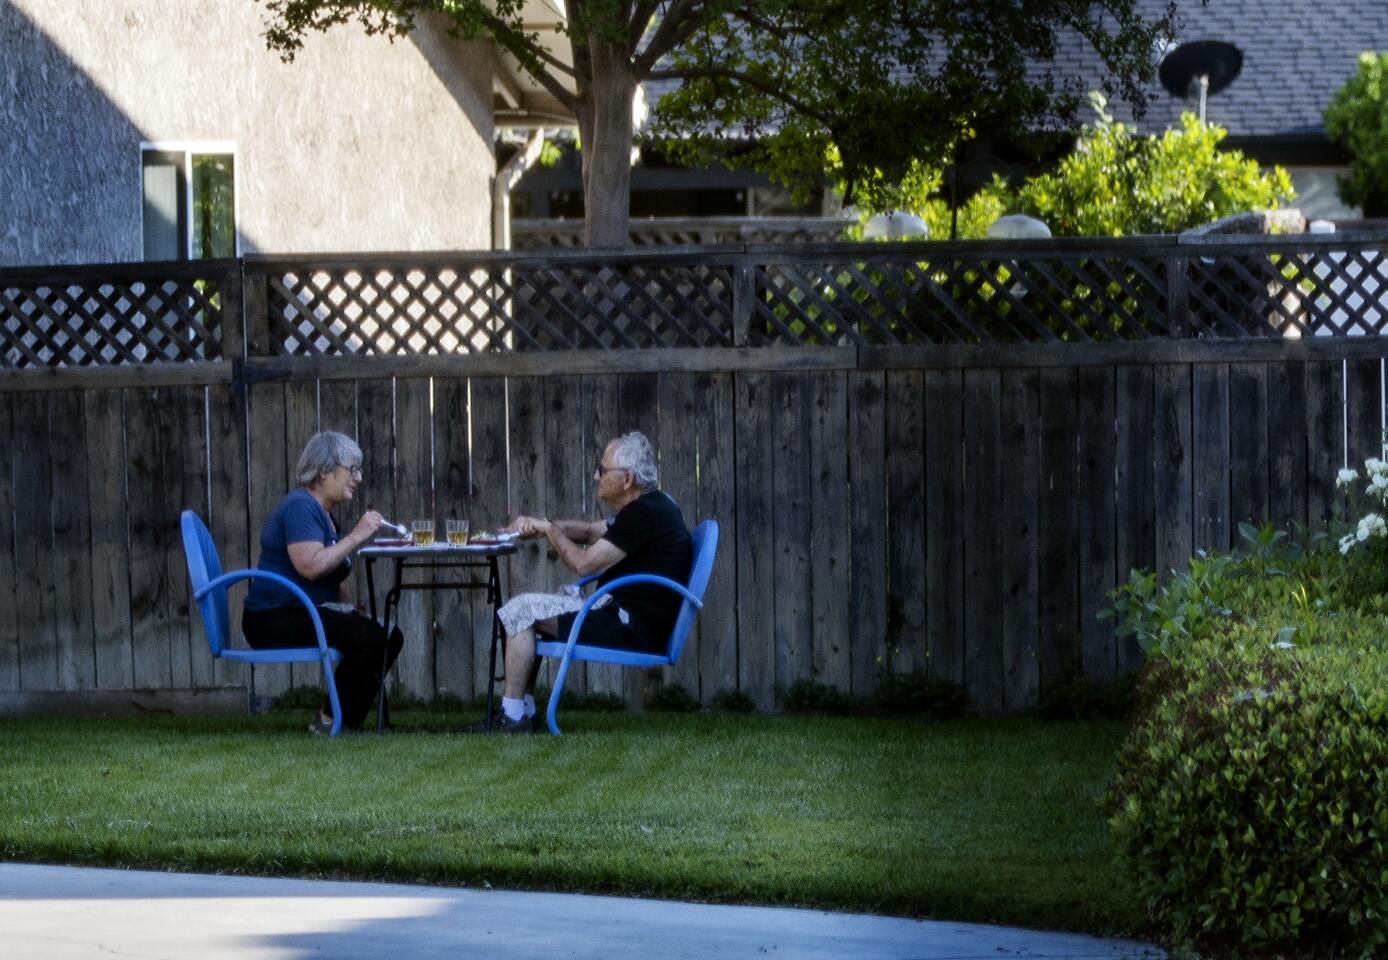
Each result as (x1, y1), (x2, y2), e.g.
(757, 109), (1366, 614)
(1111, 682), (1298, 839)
(374, 561), (405, 733)
(484, 557), (504, 732)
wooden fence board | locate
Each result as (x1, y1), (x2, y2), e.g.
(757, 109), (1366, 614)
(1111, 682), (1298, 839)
(13, 394), (55, 689)
(1265, 362), (1308, 532)
(1154, 364), (1194, 577)
(619, 372), (663, 706)
(469, 377), (510, 700)
(1037, 368), (1079, 686)
(848, 371), (887, 696)
(582, 376), (624, 698)
(246, 381), (289, 700)
(693, 372), (738, 702)
(49, 390), (95, 690)
(393, 377), (434, 699)
(999, 368), (1040, 708)
(1076, 367), (1117, 684)
(1114, 366), (1154, 674)
(206, 384), (248, 689)
(282, 379), (317, 691)
(809, 371), (850, 690)
(1192, 364), (1230, 553)
(319, 379), (359, 596)
(772, 372), (813, 693)
(1305, 361), (1341, 525)
(433, 377), (475, 701)
(924, 370), (964, 686)
(125, 389), (172, 691)
(656, 372), (701, 696)
(963, 369), (1003, 708)
(1228, 363), (1270, 532)
(355, 377), (395, 693)
(0, 394), (18, 689)
(167, 387), (208, 689)
(734, 371), (776, 709)
(886, 371), (926, 676)
(542, 376), (586, 695)
(1345, 358), (1382, 471)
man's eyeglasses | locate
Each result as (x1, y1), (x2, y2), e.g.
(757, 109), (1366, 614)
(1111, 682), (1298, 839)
(595, 462), (628, 478)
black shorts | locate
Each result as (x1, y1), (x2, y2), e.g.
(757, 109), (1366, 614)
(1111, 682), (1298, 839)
(547, 605), (662, 655)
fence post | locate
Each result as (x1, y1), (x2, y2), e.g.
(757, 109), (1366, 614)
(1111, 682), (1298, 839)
(242, 265), (271, 357)
(732, 262), (753, 346)
(218, 263), (245, 360)
(1166, 255), (1189, 338)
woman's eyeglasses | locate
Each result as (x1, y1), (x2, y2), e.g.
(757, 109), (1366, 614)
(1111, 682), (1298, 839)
(341, 464), (363, 479)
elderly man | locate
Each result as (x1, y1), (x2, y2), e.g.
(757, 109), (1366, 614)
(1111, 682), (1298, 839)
(481, 431), (693, 733)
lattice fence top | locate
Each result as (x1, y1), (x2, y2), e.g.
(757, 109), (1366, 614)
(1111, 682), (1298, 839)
(0, 267), (227, 369)
(9, 236), (1388, 367)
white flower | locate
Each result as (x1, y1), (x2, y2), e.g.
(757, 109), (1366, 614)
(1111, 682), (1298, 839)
(1341, 533), (1358, 554)
(1367, 458), (1388, 476)
(1338, 467), (1361, 488)
(1357, 513), (1387, 541)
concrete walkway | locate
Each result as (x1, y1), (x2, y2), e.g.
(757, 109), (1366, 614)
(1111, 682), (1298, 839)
(0, 863), (1164, 960)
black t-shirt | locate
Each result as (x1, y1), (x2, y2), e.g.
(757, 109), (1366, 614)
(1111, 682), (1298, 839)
(599, 490), (693, 645)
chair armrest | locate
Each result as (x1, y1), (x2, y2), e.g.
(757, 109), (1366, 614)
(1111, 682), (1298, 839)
(557, 574), (702, 655)
(571, 573), (601, 589)
(195, 569), (330, 655)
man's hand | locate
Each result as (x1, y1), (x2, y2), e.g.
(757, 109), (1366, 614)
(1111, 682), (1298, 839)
(504, 515), (552, 539)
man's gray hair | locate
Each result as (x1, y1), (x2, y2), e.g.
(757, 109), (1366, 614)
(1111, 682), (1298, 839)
(295, 431), (362, 487)
(610, 431), (658, 489)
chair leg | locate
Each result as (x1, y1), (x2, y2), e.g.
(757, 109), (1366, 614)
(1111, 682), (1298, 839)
(321, 656), (344, 737)
(545, 654), (574, 736)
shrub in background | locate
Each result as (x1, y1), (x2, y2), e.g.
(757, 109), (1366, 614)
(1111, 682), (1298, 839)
(1324, 52), (1388, 216)
(710, 688), (757, 713)
(870, 669), (968, 718)
(645, 683), (701, 713)
(781, 679), (857, 715)
(1031, 674), (1133, 721)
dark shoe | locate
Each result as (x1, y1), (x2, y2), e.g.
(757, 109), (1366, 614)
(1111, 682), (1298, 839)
(307, 713), (335, 735)
(461, 709), (533, 734)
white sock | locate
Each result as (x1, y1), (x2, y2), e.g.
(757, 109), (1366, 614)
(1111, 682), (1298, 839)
(523, 694), (536, 717)
(501, 696), (526, 722)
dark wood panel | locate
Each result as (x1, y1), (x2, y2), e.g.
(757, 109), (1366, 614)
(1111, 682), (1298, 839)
(693, 372), (738, 703)
(1114, 366), (1155, 675)
(433, 377), (476, 701)
(12, 394), (55, 689)
(124, 389), (172, 691)
(619, 372), (663, 706)
(1266, 362), (1308, 532)
(245, 381), (289, 701)
(809, 371), (850, 691)
(167, 387), (208, 690)
(772, 371), (813, 693)
(48, 390), (95, 689)
(1345, 358), (1382, 473)
(469, 377), (510, 701)
(656, 372), (701, 696)
(999, 368), (1040, 708)
(849, 372), (887, 696)
(1037, 368), (1079, 687)
(581, 376), (623, 698)
(206, 384), (249, 690)
(963, 369), (1003, 709)
(542, 376), (586, 696)
(1076, 367), (1117, 684)
(886, 371), (926, 677)
(923, 370), (964, 686)
(734, 372), (776, 709)
(1228, 363), (1269, 532)
(1192, 364), (1230, 553)
(0, 394), (15, 689)
(1154, 364), (1193, 577)
(1304, 361), (1340, 526)
(393, 377), (435, 699)
(281, 379), (317, 691)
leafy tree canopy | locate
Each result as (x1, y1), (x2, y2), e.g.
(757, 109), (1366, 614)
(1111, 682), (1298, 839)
(1324, 52), (1388, 216)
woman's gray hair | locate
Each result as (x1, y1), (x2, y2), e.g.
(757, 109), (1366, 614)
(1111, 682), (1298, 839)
(296, 431), (362, 487)
(610, 431), (658, 489)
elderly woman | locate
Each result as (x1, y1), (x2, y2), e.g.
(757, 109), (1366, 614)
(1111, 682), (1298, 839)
(481, 431), (693, 733)
(242, 430), (402, 734)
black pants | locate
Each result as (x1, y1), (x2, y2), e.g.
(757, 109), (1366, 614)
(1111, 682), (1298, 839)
(243, 605), (404, 729)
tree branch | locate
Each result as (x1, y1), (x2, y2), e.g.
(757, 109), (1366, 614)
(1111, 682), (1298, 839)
(632, 0), (704, 75)
(483, 13), (579, 112)
(647, 67), (833, 125)
(479, 10), (577, 79)
(629, 0), (661, 49)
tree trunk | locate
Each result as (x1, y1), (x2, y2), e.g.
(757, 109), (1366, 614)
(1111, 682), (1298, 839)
(578, 36), (634, 248)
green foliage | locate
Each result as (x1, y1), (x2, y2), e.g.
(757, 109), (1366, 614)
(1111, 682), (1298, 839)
(1324, 52), (1388, 215)
(870, 669), (969, 718)
(1031, 674), (1133, 721)
(710, 687), (757, 713)
(1014, 95), (1294, 236)
(645, 682), (701, 713)
(781, 679), (857, 715)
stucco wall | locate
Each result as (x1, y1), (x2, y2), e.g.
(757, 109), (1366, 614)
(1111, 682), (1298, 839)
(1, 0), (494, 266)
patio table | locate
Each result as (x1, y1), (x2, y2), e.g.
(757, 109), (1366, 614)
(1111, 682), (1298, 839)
(360, 541), (519, 732)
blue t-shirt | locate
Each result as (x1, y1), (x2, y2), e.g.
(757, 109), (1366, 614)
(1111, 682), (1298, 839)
(244, 489), (351, 611)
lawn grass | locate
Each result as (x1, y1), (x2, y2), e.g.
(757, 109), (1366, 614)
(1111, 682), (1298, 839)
(0, 710), (1136, 934)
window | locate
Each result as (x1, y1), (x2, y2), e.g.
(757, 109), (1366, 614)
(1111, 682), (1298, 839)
(141, 144), (237, 261)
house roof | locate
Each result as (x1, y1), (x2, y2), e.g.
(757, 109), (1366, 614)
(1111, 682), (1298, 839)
(1051, 0), (1388, 141)
(491, 0), (576, 127)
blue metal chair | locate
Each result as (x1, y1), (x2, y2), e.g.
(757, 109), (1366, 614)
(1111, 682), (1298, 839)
(179, 510), (345, 736)
(534, 519), (718, 735)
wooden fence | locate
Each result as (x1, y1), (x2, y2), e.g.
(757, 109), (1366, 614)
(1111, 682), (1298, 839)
(2, 237), (1387, 711)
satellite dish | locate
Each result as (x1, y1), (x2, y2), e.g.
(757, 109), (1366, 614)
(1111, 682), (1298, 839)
(1159, 40), (1243, 123)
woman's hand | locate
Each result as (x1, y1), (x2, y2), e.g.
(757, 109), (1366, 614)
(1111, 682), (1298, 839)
(504, 515), (551, 539)
(350, 510), (384, 545)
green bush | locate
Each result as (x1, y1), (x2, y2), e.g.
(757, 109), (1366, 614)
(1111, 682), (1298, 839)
(710, 688), (757, 713)
(1031, 674), (1133, 721)
(645, 683), (701, 713)
(870, 669), (969, 718)
(781, 679), (857, 715)
(1108, 635), (1388, 957)
(1324, 52), (1388, 216)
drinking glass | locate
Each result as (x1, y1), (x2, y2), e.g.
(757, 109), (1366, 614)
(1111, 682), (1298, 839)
(410, 519), (435, 545)
(446, 518), (470, 545)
